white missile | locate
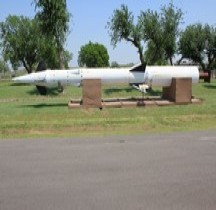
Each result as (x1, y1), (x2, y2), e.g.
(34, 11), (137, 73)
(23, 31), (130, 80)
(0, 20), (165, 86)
(12, 64), (199, 93)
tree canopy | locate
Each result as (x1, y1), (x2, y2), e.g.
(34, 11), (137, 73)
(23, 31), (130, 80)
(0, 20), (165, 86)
(141, 3), (183, 65)
(0, 15), (41, 73)
(78, 42), (109, 67)
(107, 2), (183, 65)
(34, 0), (70, 68)
(107, 4), (144, 65)
(0, 15), (72, 73)
(179, 23), (216, 70)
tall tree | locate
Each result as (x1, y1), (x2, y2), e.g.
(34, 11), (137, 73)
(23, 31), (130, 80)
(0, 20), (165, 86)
(0, 15), (70, 73)
(78, 42), (109, 67)
(0, 15), (41, 73)
(107, 2), (183, 65)
(107, 4), (145, 65)
(34, 0), (70, 68)
(161, 2), (183, 64)
(139, 2), (183, 65)
(179, 23), (216, 70)
(140, 10), (166, 65)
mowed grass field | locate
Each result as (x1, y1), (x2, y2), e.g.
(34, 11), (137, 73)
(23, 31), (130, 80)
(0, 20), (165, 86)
(0, 80), (215, 139)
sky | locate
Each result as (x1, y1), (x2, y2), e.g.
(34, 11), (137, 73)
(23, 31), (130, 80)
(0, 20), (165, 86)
(0, 0), (216, 67)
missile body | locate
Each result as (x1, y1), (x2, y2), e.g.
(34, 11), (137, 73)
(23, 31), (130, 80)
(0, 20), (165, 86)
(12, 65), (199, 89)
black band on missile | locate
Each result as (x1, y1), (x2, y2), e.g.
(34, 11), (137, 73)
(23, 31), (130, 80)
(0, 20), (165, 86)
(130, 63), (146, 72)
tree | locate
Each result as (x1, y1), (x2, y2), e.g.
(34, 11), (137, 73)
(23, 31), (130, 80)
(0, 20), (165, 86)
(107, 2), (183, 65)
(179, 23), (216, 70)
(107, 4), (145, 65)
(39, 38), (72, 69)
(0, 15), (41, 73)
(78, 42), (109, 67)
(111, 61), (120, 68)
(144, 41), (168, 65)
(141, 3), (183, 65)
(0, 58), (9, 74)
(0, 15), (70, 73)
(34, 0), (70, 68)
(161, 2), (183, 64)
(140, 2), (183, 65)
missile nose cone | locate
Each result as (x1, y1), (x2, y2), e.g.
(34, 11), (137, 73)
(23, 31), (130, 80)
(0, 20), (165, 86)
(12, 74), (34, 84)
(12, 72), (47, 85)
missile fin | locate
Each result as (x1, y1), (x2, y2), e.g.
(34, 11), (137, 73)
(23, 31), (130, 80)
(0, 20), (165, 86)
(130, 63), (146, 72)
(35, 61), (48, 95)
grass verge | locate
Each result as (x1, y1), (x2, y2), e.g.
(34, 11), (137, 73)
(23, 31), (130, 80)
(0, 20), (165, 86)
(0, 80), (216, 139)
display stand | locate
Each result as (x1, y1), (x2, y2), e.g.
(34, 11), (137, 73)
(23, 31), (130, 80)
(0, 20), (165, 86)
(68, 77), (202, 109)
(162, 78), (192, 103)
(82, 79), (102, 108)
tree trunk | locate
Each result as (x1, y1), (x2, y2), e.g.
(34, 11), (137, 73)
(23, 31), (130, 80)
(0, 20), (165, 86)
(22, 60), (31, 74)
(128, 38), (145, 66)
(177, 56), (184, 65)
(58, 47), (65, 69)
(169, 57), (173, 66)
(137, 45), (145, 66)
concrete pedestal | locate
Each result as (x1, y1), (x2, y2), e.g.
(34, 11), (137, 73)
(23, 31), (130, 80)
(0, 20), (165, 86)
(82, 79), (102, 108)
(68, 77), (200, 109)
(162, 78), (192, 103)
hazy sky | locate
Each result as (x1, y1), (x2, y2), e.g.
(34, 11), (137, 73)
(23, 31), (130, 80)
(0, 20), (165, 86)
(0, 0), (216, 66)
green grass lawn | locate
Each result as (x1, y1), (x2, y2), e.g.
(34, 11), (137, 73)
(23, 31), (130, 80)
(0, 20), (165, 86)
(0, 80), (215, 139)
